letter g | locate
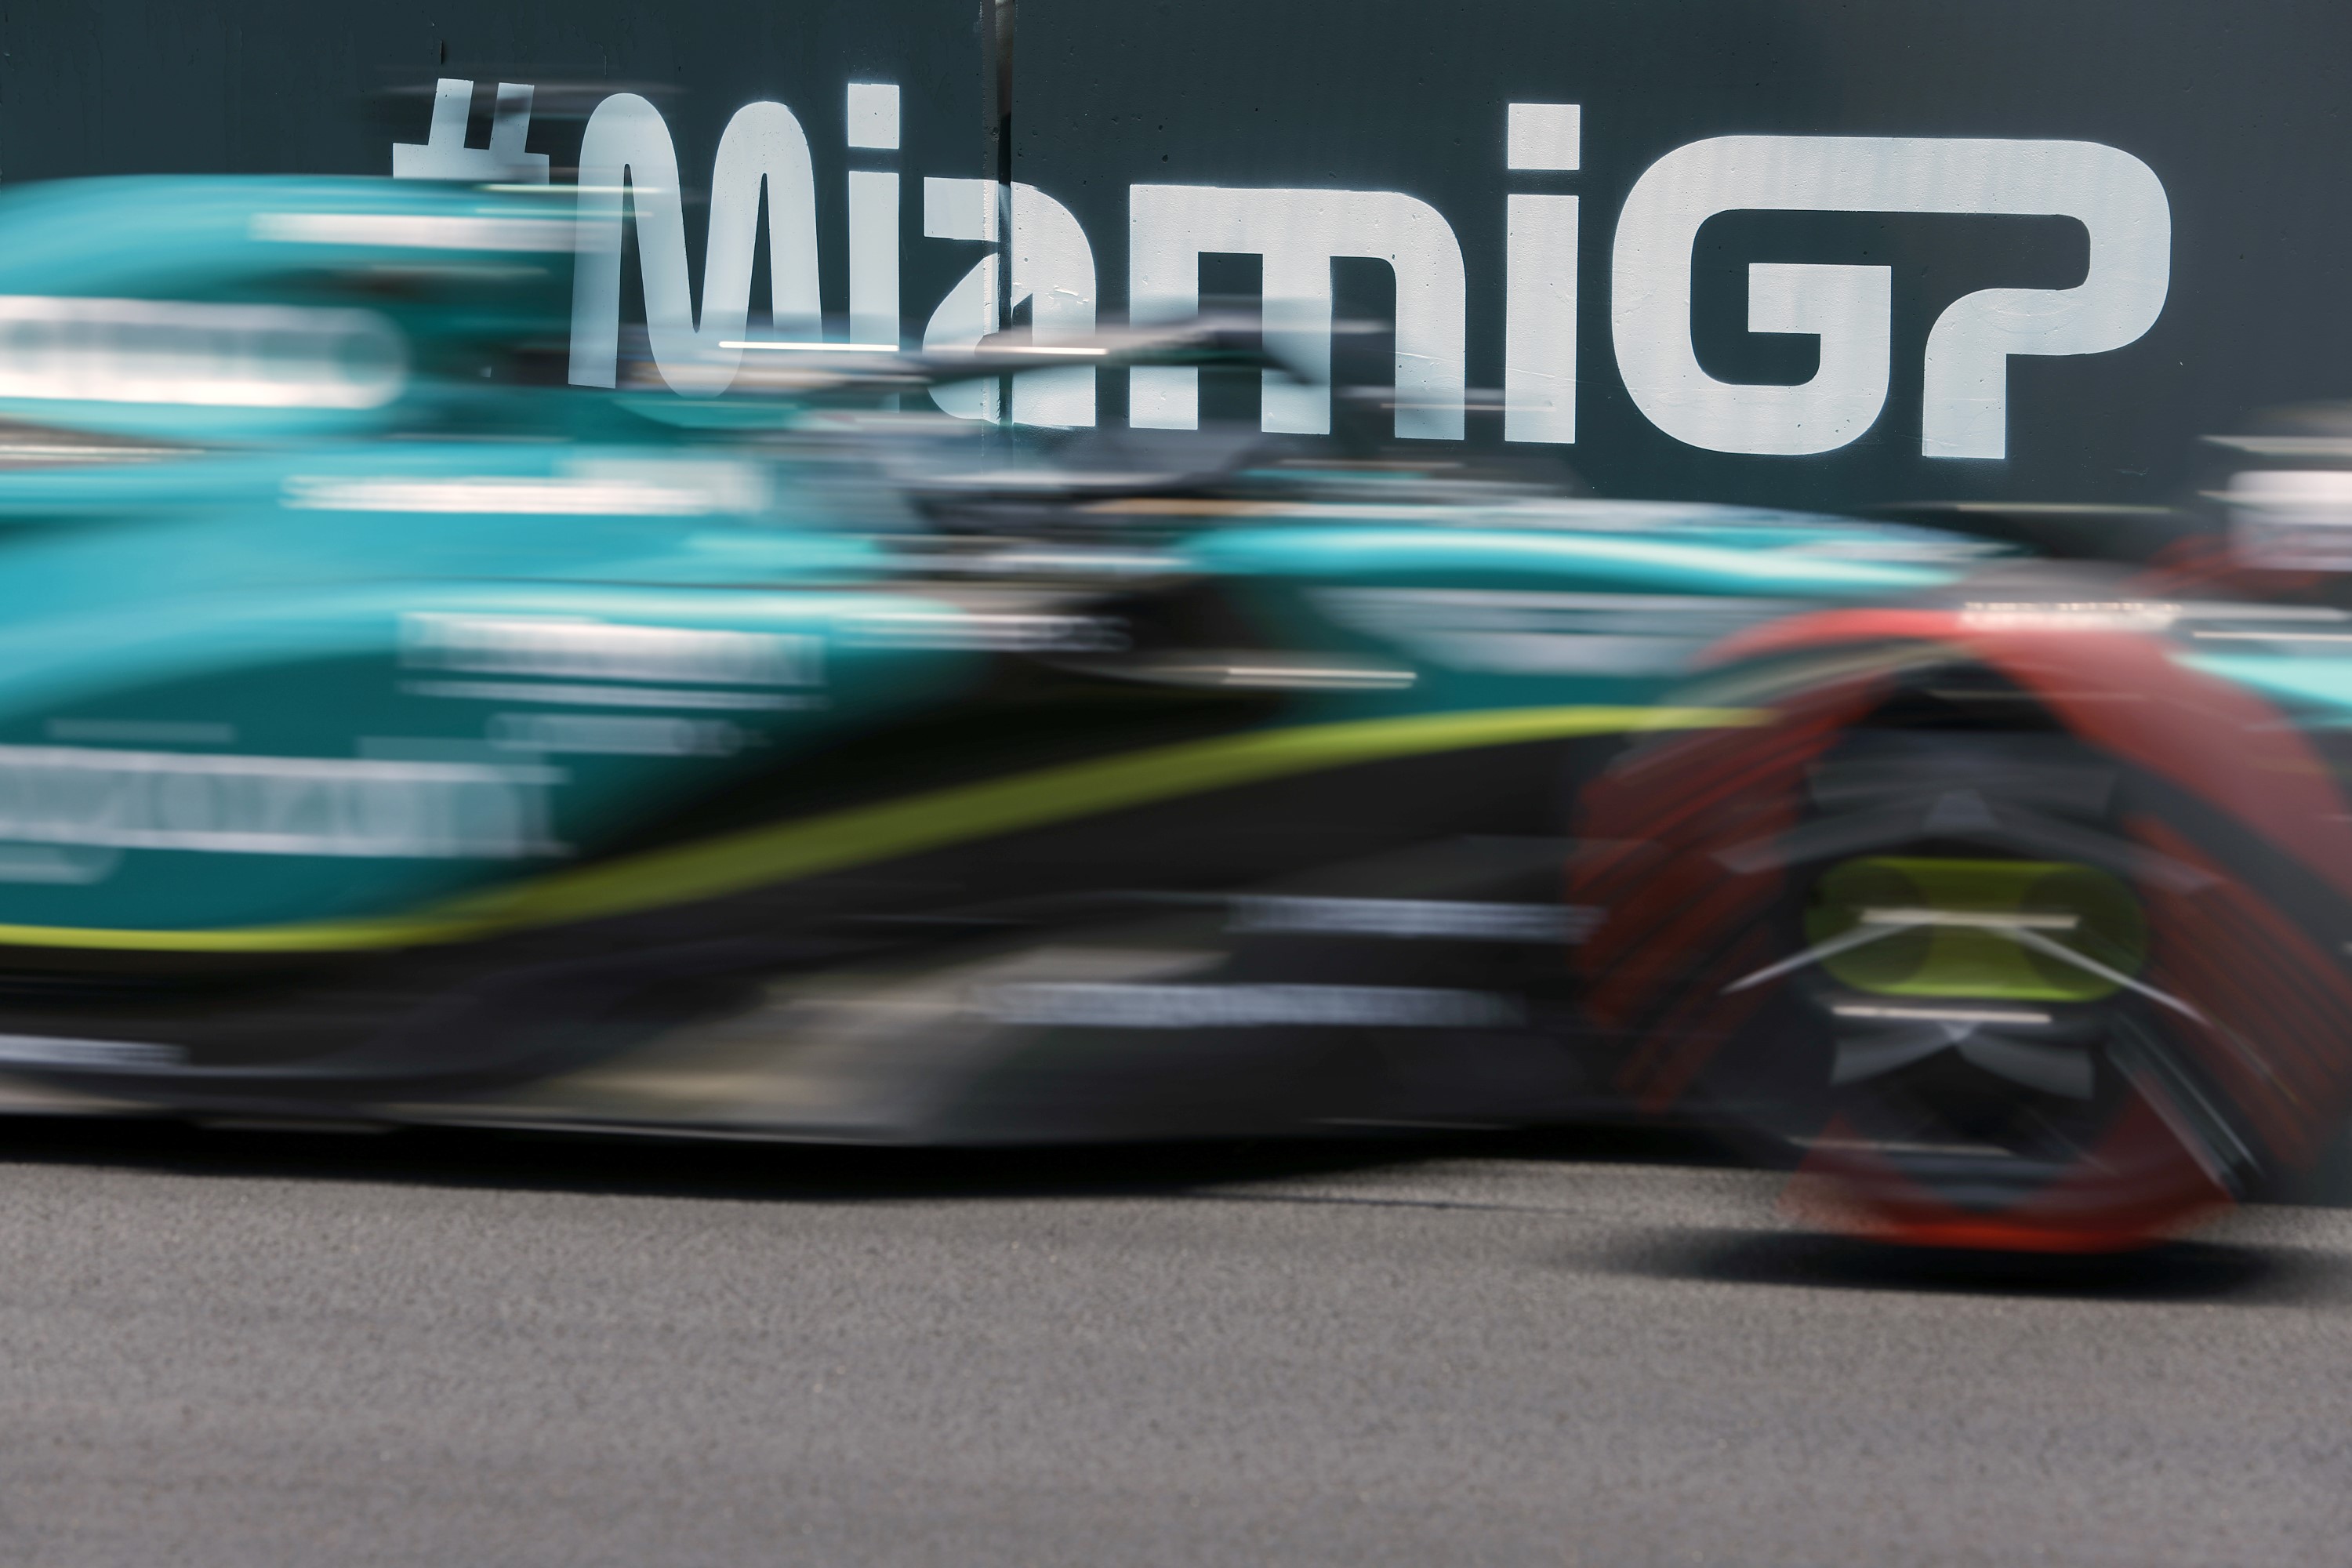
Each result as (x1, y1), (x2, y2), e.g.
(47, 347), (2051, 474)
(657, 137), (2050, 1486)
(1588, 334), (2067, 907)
(1610, 136), (2169, 459)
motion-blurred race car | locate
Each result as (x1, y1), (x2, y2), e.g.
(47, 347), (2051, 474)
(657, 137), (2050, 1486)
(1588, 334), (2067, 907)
(0, 172), (2346, 1251)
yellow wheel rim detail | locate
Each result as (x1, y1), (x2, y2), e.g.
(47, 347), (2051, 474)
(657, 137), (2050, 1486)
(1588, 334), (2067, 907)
(1807, 856), (2148, 1003)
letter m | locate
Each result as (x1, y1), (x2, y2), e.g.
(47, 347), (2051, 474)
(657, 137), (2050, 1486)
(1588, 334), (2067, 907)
(570, 95), (823, 397)
(1128, 185), (1466, 440)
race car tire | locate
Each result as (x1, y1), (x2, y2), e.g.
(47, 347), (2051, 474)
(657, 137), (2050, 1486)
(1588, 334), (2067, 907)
(1570, 604), (2352, 1250)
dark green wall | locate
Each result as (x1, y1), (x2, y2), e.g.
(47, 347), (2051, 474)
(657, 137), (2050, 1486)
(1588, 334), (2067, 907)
(1014, 0), (2352, 510)
(5, 1), (2346, 511)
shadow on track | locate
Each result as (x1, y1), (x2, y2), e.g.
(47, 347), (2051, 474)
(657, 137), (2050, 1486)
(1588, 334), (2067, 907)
(13, 1116), (2337, 1302)
(0, 1113), (1750, 1205)
(1617, 1226), (2348, 1306)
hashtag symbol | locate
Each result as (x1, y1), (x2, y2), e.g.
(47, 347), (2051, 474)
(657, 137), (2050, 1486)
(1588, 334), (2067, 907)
(392, 78), (550, 184)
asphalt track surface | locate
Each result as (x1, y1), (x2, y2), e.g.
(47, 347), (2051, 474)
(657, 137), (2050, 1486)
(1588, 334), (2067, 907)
(0, 1123), (2349, 1566)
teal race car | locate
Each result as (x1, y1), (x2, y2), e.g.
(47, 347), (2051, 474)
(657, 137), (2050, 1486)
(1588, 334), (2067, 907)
(0, 172), (2347, 1250)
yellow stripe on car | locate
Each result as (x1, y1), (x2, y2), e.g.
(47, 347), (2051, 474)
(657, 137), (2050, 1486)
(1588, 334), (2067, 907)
(0, 703), (1754, 954)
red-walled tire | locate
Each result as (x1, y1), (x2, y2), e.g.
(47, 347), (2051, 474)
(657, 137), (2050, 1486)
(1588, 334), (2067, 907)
(1572, 605), (2352, 1251)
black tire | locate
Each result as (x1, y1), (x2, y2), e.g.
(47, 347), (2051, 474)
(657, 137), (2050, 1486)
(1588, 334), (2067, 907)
(1572, 610), (2352, 1250)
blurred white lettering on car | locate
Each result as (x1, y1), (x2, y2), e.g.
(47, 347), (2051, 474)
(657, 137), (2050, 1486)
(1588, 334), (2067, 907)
(285, 476), (721, 516)
(487, 713), (746, 756)
(0, 1034), (183, 1069)
(1231, 895), (1602, 943)
(401, 614), (825, 689)
(986, 982), (1525, 1029)
(251, 212), (572, 252)
(0, 296), (405, 410)
(1317, 587), (1795, 675)
(0, 746), (564, 858)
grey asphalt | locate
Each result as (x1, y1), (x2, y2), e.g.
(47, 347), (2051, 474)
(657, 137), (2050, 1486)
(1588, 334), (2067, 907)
(0, 1123), (2347, 1566)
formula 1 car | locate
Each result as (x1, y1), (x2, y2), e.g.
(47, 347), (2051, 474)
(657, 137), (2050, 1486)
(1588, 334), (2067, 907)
(0, 172), (2346, 1251)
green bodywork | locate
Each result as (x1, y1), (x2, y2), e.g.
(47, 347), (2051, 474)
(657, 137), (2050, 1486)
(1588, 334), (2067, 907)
(0, 174), (2327, 954)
